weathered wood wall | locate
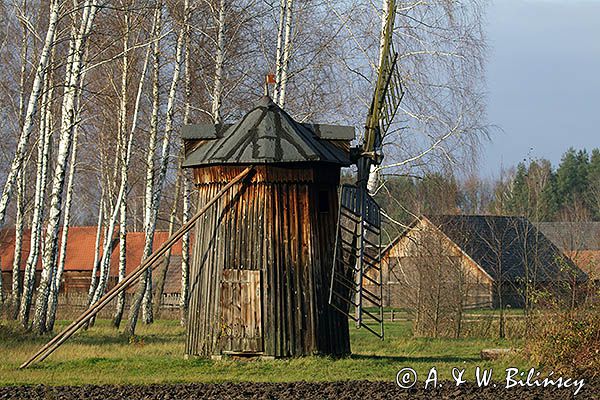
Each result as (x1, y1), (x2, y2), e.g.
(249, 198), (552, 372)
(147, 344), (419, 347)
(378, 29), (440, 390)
(370, 218), (494, 310)
(186, 165), (350, 358)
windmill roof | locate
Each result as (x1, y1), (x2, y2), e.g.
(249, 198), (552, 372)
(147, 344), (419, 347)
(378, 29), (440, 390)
(182, 96), (352, 167)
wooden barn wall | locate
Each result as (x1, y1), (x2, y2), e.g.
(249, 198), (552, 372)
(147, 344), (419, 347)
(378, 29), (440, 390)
(186, 165), (350, 358)
(374, 218), (494, 310)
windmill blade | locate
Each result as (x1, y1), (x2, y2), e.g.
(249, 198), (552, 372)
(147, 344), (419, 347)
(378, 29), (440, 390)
(377, 48), (404, 140)
(362, 0), (404, 159)
(329, 0), (403, 341)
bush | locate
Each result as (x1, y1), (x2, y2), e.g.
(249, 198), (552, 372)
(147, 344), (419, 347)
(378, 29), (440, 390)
(526, 308), (600, 381)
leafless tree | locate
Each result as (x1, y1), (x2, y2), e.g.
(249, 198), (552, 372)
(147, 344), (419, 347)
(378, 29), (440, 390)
(0, 0), (60, 227)
(33, 0), (100, 334)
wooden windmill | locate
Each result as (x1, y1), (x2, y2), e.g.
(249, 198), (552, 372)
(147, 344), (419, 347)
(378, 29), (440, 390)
(328, 0), (404, 339)
(19, 0), (403, 368)
(180, 97), (356, 358)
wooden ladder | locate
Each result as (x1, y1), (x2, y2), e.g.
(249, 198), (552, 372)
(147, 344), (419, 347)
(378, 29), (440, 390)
(329, 184), (384, 339)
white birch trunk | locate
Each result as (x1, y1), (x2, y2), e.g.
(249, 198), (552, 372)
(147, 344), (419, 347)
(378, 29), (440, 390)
(277, 0), (294, 108)
(10, 171), (25, 318)
(141, 15), (186, 324)
(18, 46), (55, 327)
(139, 5), (166, 326)
(153, 168), (181, 316)
(273, 0), (286, 103)
(180, 175), (191, 326)
(129, 3), (188, 333)
(10, 0), (30, 318)
(88, 25), (152, 317)
(113, 12), (131, 329)
(0, 0), (59, 227)
(17, 0), (29, 125)
(113, 194), (127, 328)
(91, 192), (122, 308)
(46, 127), (80, 332)
(87, 193), (104, 305)
(92, 64), (143, 310)
(211, 0), (226, 123)
(127, 5), (163, 334)
(180, 6), (191, 326)
(34, 0), (99, 334)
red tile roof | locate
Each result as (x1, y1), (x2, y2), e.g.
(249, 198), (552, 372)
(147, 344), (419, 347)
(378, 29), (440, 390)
(0, 226), (183, 276)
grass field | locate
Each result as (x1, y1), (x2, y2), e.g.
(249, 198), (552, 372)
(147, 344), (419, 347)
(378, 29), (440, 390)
(0, 318), (529, 386)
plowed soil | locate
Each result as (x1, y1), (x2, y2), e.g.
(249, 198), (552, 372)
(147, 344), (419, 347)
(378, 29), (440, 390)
(0, 381), (596, 400)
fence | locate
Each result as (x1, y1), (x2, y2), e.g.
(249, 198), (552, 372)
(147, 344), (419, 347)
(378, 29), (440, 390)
(0, 291), (184, 320)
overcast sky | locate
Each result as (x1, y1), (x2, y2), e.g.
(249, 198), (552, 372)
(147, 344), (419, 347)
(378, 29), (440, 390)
(482, 0), (600, 177)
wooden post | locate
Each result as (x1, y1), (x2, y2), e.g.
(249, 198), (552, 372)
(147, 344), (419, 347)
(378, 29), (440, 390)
(19, 167), (254, 369)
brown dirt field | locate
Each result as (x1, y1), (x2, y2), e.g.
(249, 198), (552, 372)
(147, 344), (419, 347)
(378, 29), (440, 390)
(0, 381), (596, 399)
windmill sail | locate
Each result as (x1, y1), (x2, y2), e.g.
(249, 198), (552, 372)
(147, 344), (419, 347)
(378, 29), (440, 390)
(329, 0), (404, 339)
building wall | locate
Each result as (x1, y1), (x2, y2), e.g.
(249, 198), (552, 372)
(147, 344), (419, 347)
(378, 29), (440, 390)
(186, 165), (350, 358)
(1, 257), (183, 300)
(367, 218), (494, 312)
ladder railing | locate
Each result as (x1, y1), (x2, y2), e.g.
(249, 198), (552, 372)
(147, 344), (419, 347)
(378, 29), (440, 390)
(329, 184), (384, 339)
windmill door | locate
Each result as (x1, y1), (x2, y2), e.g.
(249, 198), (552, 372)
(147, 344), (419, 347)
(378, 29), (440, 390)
(219, 269), (263, 354)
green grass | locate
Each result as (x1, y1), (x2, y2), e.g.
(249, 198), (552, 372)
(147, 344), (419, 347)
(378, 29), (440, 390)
(0, 318), (529, 386)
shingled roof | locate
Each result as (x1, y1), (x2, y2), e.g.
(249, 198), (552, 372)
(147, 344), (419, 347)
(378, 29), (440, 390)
(425, 215), (587, 283)
(182, 96), (352, 167)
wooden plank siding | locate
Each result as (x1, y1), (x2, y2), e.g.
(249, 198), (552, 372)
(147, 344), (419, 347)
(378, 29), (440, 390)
(186, 165), (350, 358)
(367, 218), (494, 310)
(219, 269), (262, 352)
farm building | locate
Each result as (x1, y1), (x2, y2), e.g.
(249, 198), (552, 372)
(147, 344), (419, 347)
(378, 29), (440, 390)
(537, 221), (600, 282)
(181, 95), (354, 358)
(369, 215), (587, 313)
(0, 227), (183, 298)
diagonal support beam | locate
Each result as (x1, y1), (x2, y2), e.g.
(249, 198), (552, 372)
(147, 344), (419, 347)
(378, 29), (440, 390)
(19, 166), (255, 369)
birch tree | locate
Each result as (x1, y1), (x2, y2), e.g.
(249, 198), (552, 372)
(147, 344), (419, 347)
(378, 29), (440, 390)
(0, 0), (60, 227)
(18, 43), (55, 327)
(272, 0), (286, 102)
(143, 4), (187, 323)
(180, 1), (192, 326)
(45, 128), (80, 332)
(34, 0), (100, 334)
(10, 172), (25, 318)
(153, 167), (181, 317)
(366, 0), (391, 194)
(211, 0), (226, 123)
(90, 42), (146, 322)
(10, 0), (31, 318)
(275, 0), (293, 108)
(113, 6), (154, 328)
(180, 174), (191, 325)
(128, 0), (186, 335)
(126, 3), (162, 331)
(374, 0), (488, 188)
(113, 8), (131, 329)
(87, 191), (104, 305)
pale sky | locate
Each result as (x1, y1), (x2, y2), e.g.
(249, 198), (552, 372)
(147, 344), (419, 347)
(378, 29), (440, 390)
(482, 0), (600, 176)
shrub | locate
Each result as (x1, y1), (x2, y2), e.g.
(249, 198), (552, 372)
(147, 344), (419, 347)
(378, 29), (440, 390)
(526, 308), (600, 381)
